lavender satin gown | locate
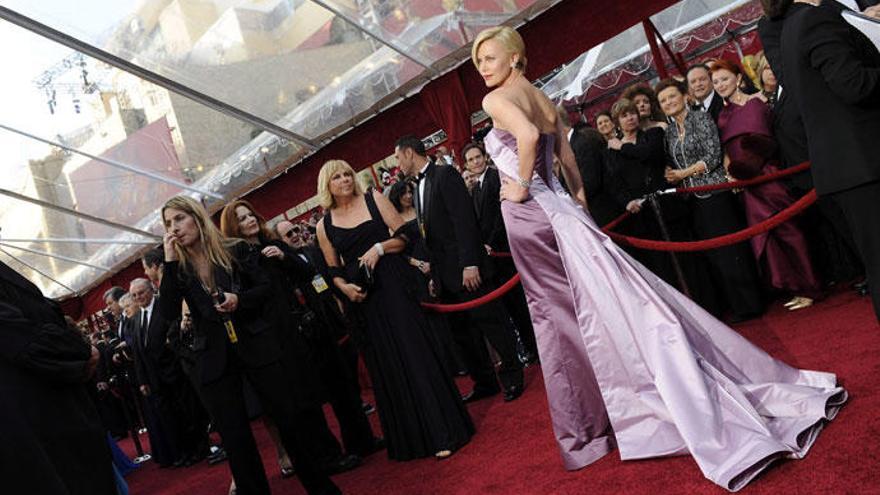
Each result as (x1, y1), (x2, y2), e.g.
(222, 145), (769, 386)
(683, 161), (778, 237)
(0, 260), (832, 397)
(484, 128), (846, 492)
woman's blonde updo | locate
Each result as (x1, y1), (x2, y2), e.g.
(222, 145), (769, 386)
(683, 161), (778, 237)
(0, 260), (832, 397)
(472, 26), (527, 72)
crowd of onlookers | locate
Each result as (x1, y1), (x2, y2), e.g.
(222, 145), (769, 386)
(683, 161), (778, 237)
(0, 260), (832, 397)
(7, 3), (880, 494)
(404, 53), (869, 324)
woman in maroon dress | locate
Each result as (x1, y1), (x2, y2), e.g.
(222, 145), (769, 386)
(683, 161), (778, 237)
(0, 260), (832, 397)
(710, 58), (820, 310)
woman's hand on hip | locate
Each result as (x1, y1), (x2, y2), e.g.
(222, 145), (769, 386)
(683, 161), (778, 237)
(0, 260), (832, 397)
(500, 177), (529, 203)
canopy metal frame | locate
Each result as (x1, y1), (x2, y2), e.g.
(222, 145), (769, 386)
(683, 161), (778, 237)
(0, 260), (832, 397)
(0, 6), (319, 149)
(0, 187), (161, 240)
(0, 123), (224, 200)
(0, 246), (76, 294)
(0, 242), (111, 272)
(0, 237), (158, 245)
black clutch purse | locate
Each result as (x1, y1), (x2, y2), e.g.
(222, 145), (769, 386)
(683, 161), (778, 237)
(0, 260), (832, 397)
(352, 262), (374, 291)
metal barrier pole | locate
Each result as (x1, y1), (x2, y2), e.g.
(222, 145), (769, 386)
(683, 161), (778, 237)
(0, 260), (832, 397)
(648, 195), (691, 298)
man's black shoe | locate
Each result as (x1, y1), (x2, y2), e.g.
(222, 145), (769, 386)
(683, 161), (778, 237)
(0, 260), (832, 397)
(503, 385), (524, 402)
(323, 454), (362, 475)
(461, 388), (499, 404)
(207, 448), (228, 465)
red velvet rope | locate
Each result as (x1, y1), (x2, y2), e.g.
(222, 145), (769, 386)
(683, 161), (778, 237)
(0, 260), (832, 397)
(600, 211), (632, 233)
(420, 164), (814, 312)
(421, 274), (522, 313)
(606, 189), (817, 252)
(664, 161), (811, 195)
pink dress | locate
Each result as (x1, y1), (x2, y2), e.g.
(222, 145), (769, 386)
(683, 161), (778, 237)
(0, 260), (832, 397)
(484, 128), (845, 492)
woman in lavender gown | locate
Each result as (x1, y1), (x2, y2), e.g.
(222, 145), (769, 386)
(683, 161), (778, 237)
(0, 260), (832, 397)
(710, 58), (821, 311)
(472, 26), (846, 492)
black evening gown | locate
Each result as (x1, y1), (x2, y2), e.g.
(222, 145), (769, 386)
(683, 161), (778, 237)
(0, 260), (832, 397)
(324, 193), (474, 460)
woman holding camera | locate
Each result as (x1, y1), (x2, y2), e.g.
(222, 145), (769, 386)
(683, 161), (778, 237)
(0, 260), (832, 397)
(159, 195), (339, 495)
(316, 160), (473, 461)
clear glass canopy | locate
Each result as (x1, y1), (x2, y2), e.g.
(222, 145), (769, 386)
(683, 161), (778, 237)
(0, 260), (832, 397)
(540, 0), (763, 101)
(0, 0), (559, 298)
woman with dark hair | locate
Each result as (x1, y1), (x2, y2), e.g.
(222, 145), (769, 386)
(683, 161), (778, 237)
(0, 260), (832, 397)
(656, 78), (765, 321)
(388, 180), (464, 373)
(605, 98), (711, 301)
(594, 110), (616, 141)
(710, 59), (821, 310)
(605, 98), (670, 274)
(387, 180), (431, 278)
(622, 84), (667, 129)
(316, 160), (473, 461)
(220, 200), (381, 472)
(159, 196), (339, 495)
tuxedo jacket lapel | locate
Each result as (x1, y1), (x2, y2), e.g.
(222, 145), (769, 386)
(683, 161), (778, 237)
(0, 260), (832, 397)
(421, 161), (437, 237)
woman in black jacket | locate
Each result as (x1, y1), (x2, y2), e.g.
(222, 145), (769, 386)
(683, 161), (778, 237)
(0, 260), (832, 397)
(159, 195), (339, 495)
(220, 200), (382, 466)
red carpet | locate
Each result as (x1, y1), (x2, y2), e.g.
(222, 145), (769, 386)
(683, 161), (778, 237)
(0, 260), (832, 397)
(122, 288), (880, 494)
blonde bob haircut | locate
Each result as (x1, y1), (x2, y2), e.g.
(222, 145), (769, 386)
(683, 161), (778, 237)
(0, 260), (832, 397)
(317, 159), (364, 209)
(472, 26), (527, 72)
(161, 195), (237, 276)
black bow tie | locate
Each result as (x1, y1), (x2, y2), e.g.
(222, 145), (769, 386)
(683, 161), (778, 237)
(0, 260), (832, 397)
(416, 171), (427, 181)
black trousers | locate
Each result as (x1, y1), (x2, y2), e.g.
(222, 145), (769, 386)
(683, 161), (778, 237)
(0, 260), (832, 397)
(172, 377), (210, 459)
(494, 258), (538, 357)
(316, 338), (377, 456)
(149, 383), (184, 464)
(691, 192), (765, 318)
(441, 284), (523, 392)
(830, 180), (880, 322)
(198, 358), (338, 495)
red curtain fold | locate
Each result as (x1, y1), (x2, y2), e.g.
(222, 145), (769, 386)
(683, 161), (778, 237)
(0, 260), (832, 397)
(420, 71), (474, 160)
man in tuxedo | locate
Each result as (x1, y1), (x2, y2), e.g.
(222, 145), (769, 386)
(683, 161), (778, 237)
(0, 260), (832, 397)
(395, 134), (525, 402)
(687, 64), (724, 121)
(463, 142), (538, 362)
(774, 0), (880, 322)
(0, 261), (116, 494)
(129, 277), (184, 467)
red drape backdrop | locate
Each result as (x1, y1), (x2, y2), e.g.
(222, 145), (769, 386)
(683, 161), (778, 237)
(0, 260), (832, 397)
(65, 0), (679, 319)
(420, 71), (473, 159)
